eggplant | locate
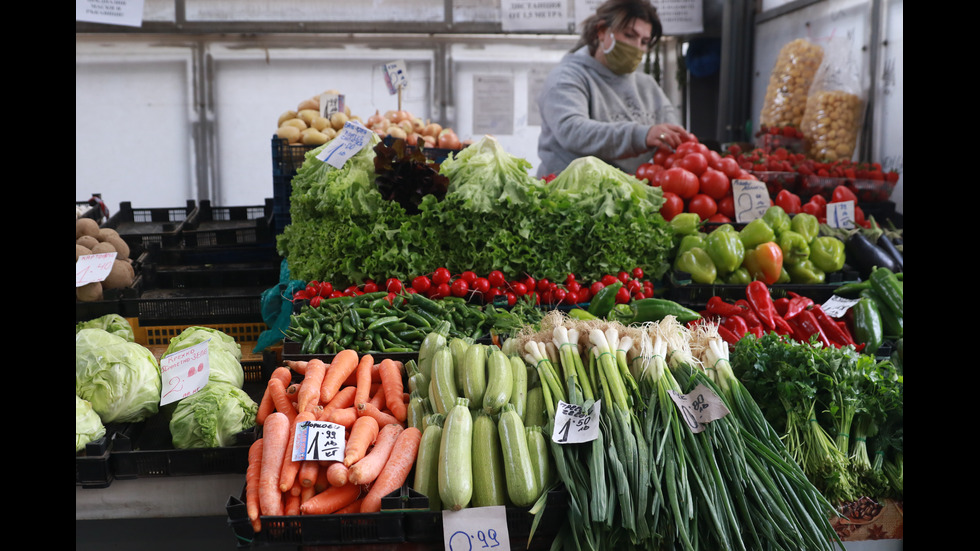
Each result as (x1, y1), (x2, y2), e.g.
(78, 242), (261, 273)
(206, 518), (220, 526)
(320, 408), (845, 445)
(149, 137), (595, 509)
(845, 232), (899, 279)
(876, 234), (903, 272)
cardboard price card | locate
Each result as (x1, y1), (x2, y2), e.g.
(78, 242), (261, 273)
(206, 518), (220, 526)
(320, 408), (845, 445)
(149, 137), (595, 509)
(826, 200), (856, 229)
(159, 339), (210, 406)
(732, 179), (771, 223)
(76, 252), (117, 286)
(315, 120), (373, 169)
(293, 420), (346, 462)
(443, 506), (511, 551)
(667, 384), (729, 434)
(552, 399), (600, 444)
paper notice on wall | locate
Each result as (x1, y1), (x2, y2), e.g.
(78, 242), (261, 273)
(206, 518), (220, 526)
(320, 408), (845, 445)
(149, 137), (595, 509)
(76, 0), (145, 28)
(527, 65), (555, 127)
(501, 0), (570, 32)
(473, 74), (515, 136)
(573, 0), (603, 32)
(651, 0), (703, 35)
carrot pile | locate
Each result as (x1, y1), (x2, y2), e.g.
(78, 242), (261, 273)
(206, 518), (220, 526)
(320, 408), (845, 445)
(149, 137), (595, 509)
(246, 350), (421, 533)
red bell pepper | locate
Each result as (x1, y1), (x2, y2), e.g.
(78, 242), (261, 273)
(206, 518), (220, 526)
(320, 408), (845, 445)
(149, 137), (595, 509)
(722, 314), (750, 338)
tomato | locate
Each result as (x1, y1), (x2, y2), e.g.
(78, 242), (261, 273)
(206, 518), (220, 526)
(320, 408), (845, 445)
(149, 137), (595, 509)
(487, 270), (506, 288)
(707, 213), (731, 224)
(652, 148), (672, 166)
(699, 167), (731, 200)
(631, 267), (644, 280)
(659, 191), (685, 221)
(450, 278), (469, 298)
(635, 162), (660, 184)
(687, 193), (718, 221)
(717, 195), (736, 219)
(716, 156), (741, 179)
(660, 167), (700, 199)
(385, 278), (403, 294)
(675, 152), (708, 176)
(774, 189), (802, 214)
(706, 150), (723, 170)
(831, 185), (858, 204)
(432, 267), (451, 285)
(675, 140), (708, 156)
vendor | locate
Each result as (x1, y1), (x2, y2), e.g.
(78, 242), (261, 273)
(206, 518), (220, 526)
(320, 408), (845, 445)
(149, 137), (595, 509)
(536, 0), (692, 178)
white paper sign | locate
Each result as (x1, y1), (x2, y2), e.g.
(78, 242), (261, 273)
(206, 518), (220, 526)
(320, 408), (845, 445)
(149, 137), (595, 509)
(552, 399), (600, 444)
(443, 506), (511, 551)
(501, 0), (569, 32)
(76, 252), (118, 287)
(472, 74), (515, 135)
(668, 384), (729, 433)
(319, 93), (345, 118)
(293, 420), (346, 462)
(732, 179), (771, 223)
(316, 120), (374, 169)
(383, 60), (409, 95)
(651, 0), (704, 35)
(822, 295), (861, 318)
(76, 0), (145, 28)
(159, 340), (210, 406)
(826, 201), (856, 229)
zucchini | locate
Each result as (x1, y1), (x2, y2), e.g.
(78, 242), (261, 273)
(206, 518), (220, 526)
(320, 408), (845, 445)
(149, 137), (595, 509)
(483, 349), (514, 415)
(413, 421), (444, 511)
(408, 372), (429, 399)
(523, 386), (547, 428)
(498, 403), (539, 507)
(526, 425), (554, 494)
(438, 397), (473, 511)
(449, 337), (472, 390)
(430, 347), (458, 416)
(417, 321), (451, 380)
(509, 355), (528, 421)
(461, 343), (488, 406)
(471, 411), (508, 507)
(406, 390), (430, 432)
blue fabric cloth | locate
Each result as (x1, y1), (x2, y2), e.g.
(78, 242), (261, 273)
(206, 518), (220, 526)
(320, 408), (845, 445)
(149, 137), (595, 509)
(254, 259), (305, 353)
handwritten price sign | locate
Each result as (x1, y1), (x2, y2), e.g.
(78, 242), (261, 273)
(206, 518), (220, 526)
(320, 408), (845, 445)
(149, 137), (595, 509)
(667, 384), (730, 434)
(76, 252), (117, 286)
(159, 339), (210, 406)
(732, 179), (771, 223)
(443, 506), (510, 551)
(293, 420), (346, 462)
(552, 399), (600, 444)
(316, 120), (374, 169)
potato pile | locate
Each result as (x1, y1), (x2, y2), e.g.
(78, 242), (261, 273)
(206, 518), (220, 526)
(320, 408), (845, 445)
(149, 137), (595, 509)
(759, 38), (824, 129)
(76, 217), (135, 302)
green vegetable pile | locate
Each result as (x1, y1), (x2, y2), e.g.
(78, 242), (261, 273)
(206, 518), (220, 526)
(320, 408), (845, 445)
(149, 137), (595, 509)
(75, 327), (162, 425)
(277, 136), (675, 287)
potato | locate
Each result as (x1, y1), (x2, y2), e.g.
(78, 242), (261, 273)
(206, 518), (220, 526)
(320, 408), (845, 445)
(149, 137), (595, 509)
(330, 112), (350, 131)
(300, 128), (329, 146)
(310, 115), (331, 132)
(77, 235), (99, 250)
(281, 118), (308, 131)
(105, 235), (131, 260)
(90, 241), (116, 255)
(76, 281), (104, 302)
(277, 109), (298, 127)
(97, 227), (120, 242)
(76, 217), (100, 240)
(76, 244), (92, 261)
(296, 97), (319, 112)
(277, 125), (302, 144)
(298, 109), (321, 126)
(102, 259), (135, 290)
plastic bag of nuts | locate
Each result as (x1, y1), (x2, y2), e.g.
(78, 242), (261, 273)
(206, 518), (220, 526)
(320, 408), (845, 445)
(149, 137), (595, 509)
(759, 38), (825, 129)
(800, 38), (865, 162)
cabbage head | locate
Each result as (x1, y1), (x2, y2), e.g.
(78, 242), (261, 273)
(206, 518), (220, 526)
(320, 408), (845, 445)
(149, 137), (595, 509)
(76, 395), (106, 452)
(165, 326), (244, 388)
(169, 382), (258, 449)
(75, 313), (135, 342)
(76, 328), (161, 424)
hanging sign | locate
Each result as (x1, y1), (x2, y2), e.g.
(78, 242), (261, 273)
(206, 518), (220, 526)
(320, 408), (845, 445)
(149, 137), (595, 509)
(383, 60), (409, 95)
(501, 0), (569, 32)
(76, 0), (145, 28)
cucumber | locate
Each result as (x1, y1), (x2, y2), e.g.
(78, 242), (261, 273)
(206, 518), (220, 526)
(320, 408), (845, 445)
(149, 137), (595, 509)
(471, 411), (508, 507)
(438, 397), (473, 511)
(498, 403), (539, 507)
(449, 338), (471, 391)
(413, 422), (443, 511)
(431, 346), (458, 416)
(461, 343), (487, 406)
(483, 349), (514, 415)
(526, 425), (554, 493)
(509, 355), (528, 421)
(523, 386), (547, 428)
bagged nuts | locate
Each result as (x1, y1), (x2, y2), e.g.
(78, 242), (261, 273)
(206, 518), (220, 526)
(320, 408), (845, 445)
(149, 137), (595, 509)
(760, 39), (825, 129)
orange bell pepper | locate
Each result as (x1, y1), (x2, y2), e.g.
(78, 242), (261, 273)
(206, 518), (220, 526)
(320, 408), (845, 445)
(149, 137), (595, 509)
(742, 241), (783, 285)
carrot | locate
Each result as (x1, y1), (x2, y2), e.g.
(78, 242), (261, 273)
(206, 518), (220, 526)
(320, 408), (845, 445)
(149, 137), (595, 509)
(279, 411), (316, 493)
(298, 455), (321, 489)
(354, 354), (375, 410)
(334, 497), (364, 515)
(246, 438), (263, 532)
(359, 426), (422, 513)
(357, 402), (400, 428)
(347, 423), (404, 486)
(300, 484), (316, 506)
(257, 367), (292, 425)
(379, 359), (407, 423)
(343, 361), (381, 387)
(325, 385), (357, 411)
(259, 412), (290, 517)
(284, 492), (301, 516)
(326, 461), (350, 487)
(299, 482), (361, 515)
(285, 383), (301, 405)
(367, 382), (388, 411)
(344, 415), (380, 467)
(297, 358), (329, 413)
(268, 377), (297, 425)
(314, 462), (330, 493)
(319, 349), (359, 404)
(327, 406), (358, 430)
(284, 359), (308, 375)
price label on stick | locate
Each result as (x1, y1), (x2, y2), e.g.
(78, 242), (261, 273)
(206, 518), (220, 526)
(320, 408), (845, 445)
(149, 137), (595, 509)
(75, 252), (117, 286)
(315, 120), (373, 169)
(668, 384), (729, 434)
(159, 339), (210, 406)
(731, 178), (771, 223)
(443, 506), (511, 551)
(293, 420), (345, 462)
(552, 399), (600, 444)
(382, 60), (408, 95)
(826, 200), (856, 229)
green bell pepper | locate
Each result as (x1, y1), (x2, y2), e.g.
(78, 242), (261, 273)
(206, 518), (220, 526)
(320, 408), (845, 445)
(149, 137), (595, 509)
(676, 247), (717, 284)
(790, 212), (820, 243)
(778, 230), (811, 266)
(777, 266), (791, 284)
(674, 233), (706, 270)
(725, 267), (753, 285)
(809, 236), (846, 273)
(786, 259), (826, 284)
(762, 206), (792, 236)
(739, 218), (775, 249)
(670, 212), (702, 237)
(705, 228), (745, 275)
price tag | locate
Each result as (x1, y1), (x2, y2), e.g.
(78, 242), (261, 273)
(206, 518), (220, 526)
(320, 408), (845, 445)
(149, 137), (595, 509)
(76, 252), (117, 286)
(382, 60), (408, 95)
(826, 200), (856, 229)
(667, 384), (729, 434)
(315, 120), (373, 169)
(443, 506), (510, 551)
(731, 179), (771, 223)
(159, 339), (210, 406)
(293, 420), (345, 462)
(552, 399), (600, 444)
(822, 294), (861, 318)
(319, 92), (345, 118)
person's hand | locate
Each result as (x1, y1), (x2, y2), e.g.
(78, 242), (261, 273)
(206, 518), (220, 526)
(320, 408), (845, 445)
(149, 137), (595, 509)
(646, 123), (693, 151)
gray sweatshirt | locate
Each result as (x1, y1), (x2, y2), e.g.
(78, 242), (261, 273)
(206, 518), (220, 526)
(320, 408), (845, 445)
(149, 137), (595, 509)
(536, 46), (680, 177)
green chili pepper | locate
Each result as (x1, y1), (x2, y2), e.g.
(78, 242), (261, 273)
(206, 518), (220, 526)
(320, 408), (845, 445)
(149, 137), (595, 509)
(588, 281), (624, 317)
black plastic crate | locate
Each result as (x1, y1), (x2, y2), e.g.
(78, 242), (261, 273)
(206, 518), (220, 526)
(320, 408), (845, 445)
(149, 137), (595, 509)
(181, 199), (275, 248)
(141, 261), (280, 290)
(664, 268), (860, 307)
(123, 288), (266, 325)
(76, 433), (113, 489)
(149, 242), (281, 266)
(102, 200), (196, 252)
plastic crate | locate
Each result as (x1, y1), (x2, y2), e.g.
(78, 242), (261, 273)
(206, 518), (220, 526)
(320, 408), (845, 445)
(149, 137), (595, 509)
(751, 170), (801, 198)
(799, 175), (897, 203)
(76, 433), (113, 489)
(181, 199), (275, 248)
(102, 200), (196, 252)
(664, 269), (860, 307)
(141, 260), (280, 290)
(149, 242), (280, 266)
(123, 288), (266, 325)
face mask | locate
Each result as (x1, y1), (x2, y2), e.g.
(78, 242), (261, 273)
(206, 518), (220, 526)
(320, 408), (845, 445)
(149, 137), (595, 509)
(601, 34), (645, 75)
